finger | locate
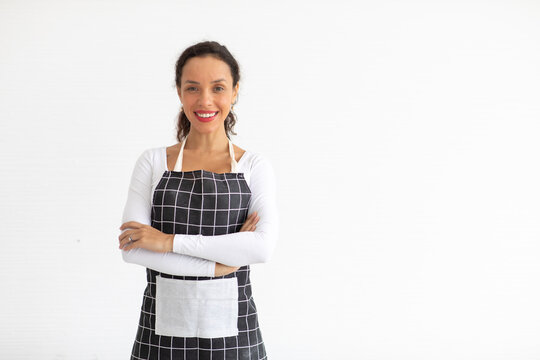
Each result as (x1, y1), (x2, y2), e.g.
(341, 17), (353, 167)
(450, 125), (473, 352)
(119, 236), (131, 249)
(244, 212), (256, 222)
(119, 221), (143, 231)
(246, 216), (259, 230)
(122, 240), (140, 251)
(242, 220), (256, 231)
(118, 229), (135, 243)
(247, 213), (259, 224)
(119, 221), (143, 230)
(240, 217), (254, 230)
(120, 236), (139, 250)
(119, 231), (137, 249)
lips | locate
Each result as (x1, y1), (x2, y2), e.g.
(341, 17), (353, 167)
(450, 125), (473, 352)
(194, 111), (218, 122)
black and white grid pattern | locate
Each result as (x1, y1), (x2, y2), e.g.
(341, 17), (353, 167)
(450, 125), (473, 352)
(130, 169), (267, 360)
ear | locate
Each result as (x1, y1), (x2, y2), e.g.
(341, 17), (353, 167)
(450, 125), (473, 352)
(176, 86), (182, 101)
(232, 82), (239, 103)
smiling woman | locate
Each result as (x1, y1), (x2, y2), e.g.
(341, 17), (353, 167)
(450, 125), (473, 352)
(177, 56), (239, 136)
(118, 41), (279, 360)
(174, 41), (241, 145)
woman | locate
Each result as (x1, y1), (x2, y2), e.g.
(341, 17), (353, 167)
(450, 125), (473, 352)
(118, 41), (278, 359)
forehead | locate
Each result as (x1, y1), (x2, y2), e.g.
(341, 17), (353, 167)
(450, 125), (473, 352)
(182, 56), (233, 83)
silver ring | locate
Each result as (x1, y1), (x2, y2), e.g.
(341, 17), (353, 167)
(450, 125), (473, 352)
(129, 236), (133, 242)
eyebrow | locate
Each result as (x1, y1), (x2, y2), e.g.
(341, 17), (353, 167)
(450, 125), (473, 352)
(184, 78), (227, 85)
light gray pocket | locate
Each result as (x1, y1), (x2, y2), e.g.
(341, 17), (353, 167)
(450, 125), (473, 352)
(155, 276), (238, 338)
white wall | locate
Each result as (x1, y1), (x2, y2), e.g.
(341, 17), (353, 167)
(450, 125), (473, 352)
(1, 0), (539, 359)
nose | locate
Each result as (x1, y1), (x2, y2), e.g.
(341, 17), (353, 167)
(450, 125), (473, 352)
(198, 88), (213, 107)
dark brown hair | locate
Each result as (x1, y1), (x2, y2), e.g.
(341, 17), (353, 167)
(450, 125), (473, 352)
(174, 41), (241, 142)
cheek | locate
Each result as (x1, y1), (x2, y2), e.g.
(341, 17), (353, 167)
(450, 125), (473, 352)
(221, 102), (230, 111)
(218, 96), (233, 109)
(181, 96), (196, 107)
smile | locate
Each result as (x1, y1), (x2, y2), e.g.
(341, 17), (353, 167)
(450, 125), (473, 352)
(194, 111), (218, 122)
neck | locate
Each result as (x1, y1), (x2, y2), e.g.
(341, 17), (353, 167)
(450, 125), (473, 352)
(184, 128), (229, 154)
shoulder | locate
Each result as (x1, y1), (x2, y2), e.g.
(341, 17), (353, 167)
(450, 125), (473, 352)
(133, 146), (167, 173)
(238, 150), (276, 181)
(249, 152), (273, 169)
(241, 151), (277, 196)
(136, 146), (164, 162)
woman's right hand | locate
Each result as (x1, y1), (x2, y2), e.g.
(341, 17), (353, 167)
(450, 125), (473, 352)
(239, 211), (259, 232)
(215, 263), (239, 276)
(214, 212), (260, 276)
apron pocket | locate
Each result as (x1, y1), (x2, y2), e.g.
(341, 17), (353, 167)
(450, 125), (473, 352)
(155, 276), (238, 338)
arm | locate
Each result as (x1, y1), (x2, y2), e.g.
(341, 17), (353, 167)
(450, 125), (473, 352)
(172, 154), (279, 267)
(120, 148), (216, 277)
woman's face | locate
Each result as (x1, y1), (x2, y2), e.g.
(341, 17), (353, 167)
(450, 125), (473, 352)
(177, 56), (239, 136)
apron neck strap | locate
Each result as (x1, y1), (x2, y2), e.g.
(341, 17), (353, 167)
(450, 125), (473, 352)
(173, 135), (237, 173)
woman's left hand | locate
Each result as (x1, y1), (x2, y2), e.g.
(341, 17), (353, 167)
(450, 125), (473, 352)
(118, 221), (173, 253)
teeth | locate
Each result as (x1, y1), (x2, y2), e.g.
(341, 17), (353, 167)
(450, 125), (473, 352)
(196, 112), (217, 118)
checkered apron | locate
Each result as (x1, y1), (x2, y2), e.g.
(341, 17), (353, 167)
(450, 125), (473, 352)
(130, 137), (267, 360)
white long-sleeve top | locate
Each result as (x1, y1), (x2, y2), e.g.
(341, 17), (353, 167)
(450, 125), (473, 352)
(120, 146), (279, 277)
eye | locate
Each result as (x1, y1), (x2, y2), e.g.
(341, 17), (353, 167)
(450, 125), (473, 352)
(186, 86), (198, 92)
(214, 86), (225, 92)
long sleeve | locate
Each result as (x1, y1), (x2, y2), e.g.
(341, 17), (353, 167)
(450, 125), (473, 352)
(120, 148), (216, 277)
(172, 154), (279, 267)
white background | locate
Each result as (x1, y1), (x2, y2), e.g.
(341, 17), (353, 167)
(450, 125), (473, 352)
(1, 0), (539, 359)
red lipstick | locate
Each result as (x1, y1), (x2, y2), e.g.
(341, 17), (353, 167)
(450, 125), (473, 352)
(194, 111), (218, 122)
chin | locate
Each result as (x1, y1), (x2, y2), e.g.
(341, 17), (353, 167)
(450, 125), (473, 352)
(191, 123), (223, 134)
